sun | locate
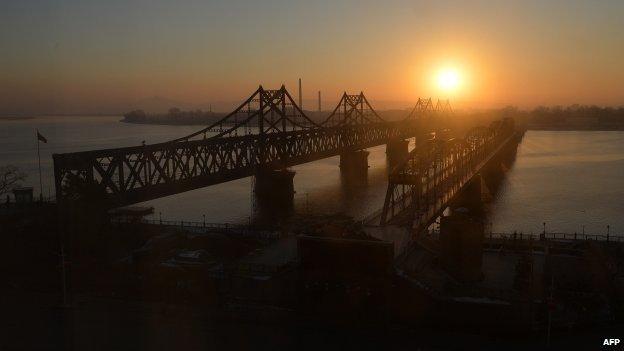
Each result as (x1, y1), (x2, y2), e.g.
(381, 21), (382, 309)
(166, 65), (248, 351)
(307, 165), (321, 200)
(436, 68), (461, 92)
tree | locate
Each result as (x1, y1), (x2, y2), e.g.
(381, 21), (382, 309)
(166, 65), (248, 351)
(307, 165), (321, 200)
(501, 105), (518, 118)
(123, 110), (147, 122)
(61, 173), (109, 208)
(0, 165), (26, 196)
(168, 107), (181, 119)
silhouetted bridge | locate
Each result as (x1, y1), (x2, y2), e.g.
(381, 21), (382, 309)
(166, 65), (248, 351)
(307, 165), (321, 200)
(53, 86), (451, 208)
(378, 117), (518, 230)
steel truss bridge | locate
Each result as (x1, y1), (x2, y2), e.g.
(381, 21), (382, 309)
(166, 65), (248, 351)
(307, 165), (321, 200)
(53, 85), (452, 208)
(379, 118), (518, 230)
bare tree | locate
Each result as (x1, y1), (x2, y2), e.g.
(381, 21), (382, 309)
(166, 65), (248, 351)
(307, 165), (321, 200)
(0, 165), (27, 196)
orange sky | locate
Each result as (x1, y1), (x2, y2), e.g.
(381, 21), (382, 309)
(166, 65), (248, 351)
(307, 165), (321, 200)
(2, 1), (623, 114)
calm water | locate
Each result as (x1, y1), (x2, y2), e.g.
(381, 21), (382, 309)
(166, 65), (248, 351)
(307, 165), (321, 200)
(489, 130), (624, 236)
(2, 117), (623, 234)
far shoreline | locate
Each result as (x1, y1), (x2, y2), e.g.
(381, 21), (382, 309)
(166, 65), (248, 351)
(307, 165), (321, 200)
(526, 124), (624, 131)
(1, 114), (121, 120)
(119, 118), (221, 126)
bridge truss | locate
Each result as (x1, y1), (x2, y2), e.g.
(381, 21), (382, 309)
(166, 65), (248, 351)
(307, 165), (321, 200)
(53, 85), (448, 208)
(380, 118), (517, 231)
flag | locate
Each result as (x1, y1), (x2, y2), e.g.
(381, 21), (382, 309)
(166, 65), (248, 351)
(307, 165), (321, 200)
(37, 130), (47, 143)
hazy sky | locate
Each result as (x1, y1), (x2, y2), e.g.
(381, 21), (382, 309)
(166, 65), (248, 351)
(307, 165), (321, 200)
(2, 0), (623, 114)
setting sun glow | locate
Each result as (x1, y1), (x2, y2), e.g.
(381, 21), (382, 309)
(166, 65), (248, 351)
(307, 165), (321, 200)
(436, 68), (461, 93)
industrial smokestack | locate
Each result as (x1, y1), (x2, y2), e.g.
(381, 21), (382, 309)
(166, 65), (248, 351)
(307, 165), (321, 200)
(298, 78), (302, 110)
(318, 90), (321, 114)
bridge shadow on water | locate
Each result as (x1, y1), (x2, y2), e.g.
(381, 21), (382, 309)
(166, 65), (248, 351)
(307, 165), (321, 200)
(481, 132), (524, 224)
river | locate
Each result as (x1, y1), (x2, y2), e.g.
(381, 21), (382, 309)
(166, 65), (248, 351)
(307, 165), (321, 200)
(2, 116), (623, 235)
(488, 130), (624, 235)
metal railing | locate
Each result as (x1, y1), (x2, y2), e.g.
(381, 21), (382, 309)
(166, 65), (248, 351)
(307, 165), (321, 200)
(110, 217), (280, 239)
(485, 231), (624, 243)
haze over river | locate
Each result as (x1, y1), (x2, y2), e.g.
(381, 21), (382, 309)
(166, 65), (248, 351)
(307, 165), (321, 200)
(2, 116), (623, 236)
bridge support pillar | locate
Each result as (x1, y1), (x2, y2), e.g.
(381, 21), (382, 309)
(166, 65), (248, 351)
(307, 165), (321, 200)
(339, 150), (369, 176)
(386, 139), (409, 169)
(453, 173), (486, 217)
(440, 211), (484, 283)
(254, 168), (295, 208)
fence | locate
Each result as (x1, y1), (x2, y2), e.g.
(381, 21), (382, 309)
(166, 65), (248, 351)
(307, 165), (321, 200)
(485, 231), (624, 243)
(110, 217), (280, 240)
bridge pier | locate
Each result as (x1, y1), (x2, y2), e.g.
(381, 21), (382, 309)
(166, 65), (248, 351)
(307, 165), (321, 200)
(339, 150), (369, 176)
(386, 139), (409, 169)
(452, 173), (486, 217)
(254, 168), (296, 209)
(440, 211), (484, 283)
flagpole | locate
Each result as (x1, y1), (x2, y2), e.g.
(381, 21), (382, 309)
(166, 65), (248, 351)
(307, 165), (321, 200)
(37, 129), (43, 201)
